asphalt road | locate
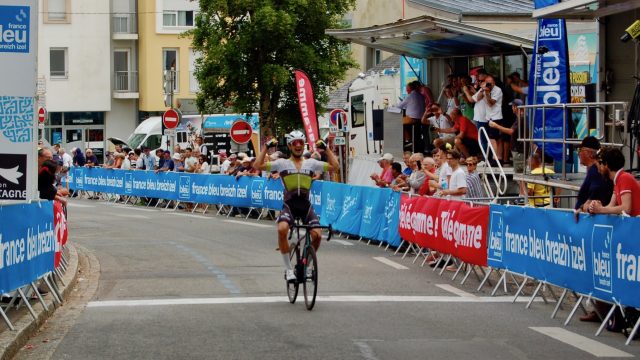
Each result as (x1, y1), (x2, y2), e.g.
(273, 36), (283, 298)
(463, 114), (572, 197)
(12, 198), (640, 359)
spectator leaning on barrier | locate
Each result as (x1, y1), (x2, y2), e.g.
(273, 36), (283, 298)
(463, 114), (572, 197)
(172, 153), (185, 172)
(142, 147), (156, 171)
(433, 147), (452, 192)
(370, 153), (394, 188)
(589, 147), (640, 216)
(465, 156), (486, 200)
(85, 149), (99, 167)
(418, 157), (438, 196)
(156, 151), (175, 173)
(221, 153), (235, 174)
(527, 152), (558, 207)
(574, 136), (613, 216)
(72, 148), (85, 167)
(406, 153), (426, 194)
(196, 154), (210, 174)
(439, 150), (467, 199)
(402, 151), (413, 176)
(184, 148), (198, 173)
(127, 151), (137, 169)
(59, 148), (73, 168)
(390, 162), (409, 192)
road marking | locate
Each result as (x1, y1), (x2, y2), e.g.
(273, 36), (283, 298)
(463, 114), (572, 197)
(372, 257), (409, 270)
(171, 213), (211, 220)
(224, 219), (272, 228)
(353, 341), (380, 360)
(111, 206), (159, 213)
(331, 239), (354, 246)
(87, 295), (544, 308)
(66, 203), (95, 208)
(435, 284), (477, 298)
(106, 213), (149, 220)
(529, 327), (633, 358)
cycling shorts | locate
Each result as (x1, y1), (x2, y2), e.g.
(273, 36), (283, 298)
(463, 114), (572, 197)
(277, 200), (320, 227)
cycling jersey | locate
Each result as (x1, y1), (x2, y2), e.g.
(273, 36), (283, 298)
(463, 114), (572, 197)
(265, 158), (329, 226)
(265, 158), (329, 202)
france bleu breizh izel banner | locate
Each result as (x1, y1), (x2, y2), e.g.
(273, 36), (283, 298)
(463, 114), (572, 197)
(0, 0), (38, 202)
(528, 0), (570, 162)
(488, 205), (640, 309)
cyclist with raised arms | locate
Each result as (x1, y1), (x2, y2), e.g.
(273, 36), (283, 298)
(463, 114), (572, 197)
(255, 130), (339, 281)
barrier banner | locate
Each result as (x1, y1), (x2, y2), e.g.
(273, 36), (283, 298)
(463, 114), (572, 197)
(488, 205), (640, 308)
(399, 195), (489, 266)
(380, 190), (402, 247)
(320, 181), (345, 226)
(53, 200), (67, 268)
(310, 181), (323, 217)
(0, 201), (56, 294)
(360, 187), (386, 239)
(334, 185), (363, 235)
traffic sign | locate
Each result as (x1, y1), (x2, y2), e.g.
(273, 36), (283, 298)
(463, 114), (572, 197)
(162, 108), (180, 129)
(38, 107), (46, 123)
(230, 120), (253, 144)
(329, 109), (348, 131)
(334, 136), (346, 145)
(164, 129), (176, 136)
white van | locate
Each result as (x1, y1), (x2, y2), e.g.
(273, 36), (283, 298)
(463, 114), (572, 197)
(110, 115), (204, 152)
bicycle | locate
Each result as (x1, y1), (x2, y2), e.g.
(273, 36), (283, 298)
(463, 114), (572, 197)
(286, 222), (332, 310)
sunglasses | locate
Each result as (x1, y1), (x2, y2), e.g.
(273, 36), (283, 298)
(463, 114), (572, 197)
(291, 140), (304, 146)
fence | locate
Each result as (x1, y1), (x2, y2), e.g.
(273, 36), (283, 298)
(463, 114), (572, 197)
(0, 200), (69, 330)
(66, 167), (640, 344)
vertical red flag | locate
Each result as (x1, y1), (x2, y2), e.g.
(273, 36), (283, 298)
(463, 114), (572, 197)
(53, 200), (68, 268)
(294, 70), (319, 152)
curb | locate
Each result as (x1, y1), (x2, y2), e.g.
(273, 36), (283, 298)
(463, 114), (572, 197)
(0, 244), (80, 360)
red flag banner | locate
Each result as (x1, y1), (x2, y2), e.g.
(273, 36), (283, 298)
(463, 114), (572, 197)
(294, 70), (319, 152)
(53, 200), (67, 268)
(398, 194), (489, 266)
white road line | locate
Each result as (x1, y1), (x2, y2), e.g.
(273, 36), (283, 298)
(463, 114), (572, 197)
(66, 203), (95, 208)
(530, 327), (633, 358)
(224, 219), (272, 228)
(171, 213), (211, 220)
(111, 206), (159, 213)
(435, 284), (477, 298)
(106, 213), (149, 220)
(87, 295), (544, 308)
(331, 239), (354, 246)
(372, 257), (409, 270)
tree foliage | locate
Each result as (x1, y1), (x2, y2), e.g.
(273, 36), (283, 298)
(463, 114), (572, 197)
(189, 0), (356, 137)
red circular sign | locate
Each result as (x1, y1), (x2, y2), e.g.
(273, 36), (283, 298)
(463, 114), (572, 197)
(230, 120), (253, 144)
(38, 107), (46, 123)
(163, 108), (180, 129)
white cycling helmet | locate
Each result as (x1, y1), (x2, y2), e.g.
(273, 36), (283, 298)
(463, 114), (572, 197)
(285, 130), (306, 144)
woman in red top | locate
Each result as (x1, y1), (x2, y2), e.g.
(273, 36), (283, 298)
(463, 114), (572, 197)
(589, 148), (640, 216)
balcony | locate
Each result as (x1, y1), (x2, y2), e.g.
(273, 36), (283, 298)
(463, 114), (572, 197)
(112, 15), (138, 40)
(113, 71), (139, 99)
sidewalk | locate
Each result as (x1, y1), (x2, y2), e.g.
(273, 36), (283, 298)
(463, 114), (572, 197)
(0, 245), (79, 360)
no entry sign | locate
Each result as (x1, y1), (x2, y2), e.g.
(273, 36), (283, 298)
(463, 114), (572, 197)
(230, 120), (252, 144)
(38, 107), (46, 123)
(163, 108), (180, 129)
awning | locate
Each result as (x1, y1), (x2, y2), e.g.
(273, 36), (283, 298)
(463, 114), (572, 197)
(532, 0), (640, 19)
(325, 15), (534, 59)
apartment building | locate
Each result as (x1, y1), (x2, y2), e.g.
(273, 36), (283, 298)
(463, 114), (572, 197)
(38, 0), (139, 161)
(138, 0), (200, 118)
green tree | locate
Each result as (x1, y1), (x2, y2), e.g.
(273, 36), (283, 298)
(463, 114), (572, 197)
(189, 0), (356, 137)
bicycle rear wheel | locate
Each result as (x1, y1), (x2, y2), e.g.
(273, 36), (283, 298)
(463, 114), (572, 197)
(303, 246), (318, 310)
(287, 242), (300, 304)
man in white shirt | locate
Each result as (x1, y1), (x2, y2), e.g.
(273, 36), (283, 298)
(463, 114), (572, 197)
(184, 147), (199, 173)
(433, 147), (452, 191)
(473, 75), (503, 164)
(59, 148), (73, 169)
(439, 150), (467, 199)
(425, 104), (455, 150)
(220, 153), (236, 174)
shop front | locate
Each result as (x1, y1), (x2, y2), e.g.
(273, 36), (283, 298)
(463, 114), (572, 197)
(43, 112), (106, 164)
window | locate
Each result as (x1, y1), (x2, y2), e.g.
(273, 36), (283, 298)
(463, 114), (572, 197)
(163, 49), (179, 92)
(505, 54), (525, 80)
(375, 50), (382, 66)
(45, 0), (69, 22)
(50, 48), (67, 78)
(350, 95), (365, 128)
(163, 11), (194, 27)
(484, 56), (502, 80)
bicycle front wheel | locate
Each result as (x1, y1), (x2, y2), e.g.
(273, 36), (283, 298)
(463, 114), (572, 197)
(303, 246), (318, 310)
(287, 242), (300, 304)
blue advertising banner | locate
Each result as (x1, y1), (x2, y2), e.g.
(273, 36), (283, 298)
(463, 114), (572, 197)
(488, 205), (640, 308)
(0, 201), (55, 294)
(359, 187), (386, 239)
(68, 168), (404, 247)
(528, 0), (570, 161)
(334, 185), (363, 235)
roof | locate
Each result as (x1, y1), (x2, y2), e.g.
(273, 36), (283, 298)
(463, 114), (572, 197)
(326, 55), (401, 110)
(532, 0), (640, 19)
(408, 0), (534, 15)
(326, 16), (534, 60)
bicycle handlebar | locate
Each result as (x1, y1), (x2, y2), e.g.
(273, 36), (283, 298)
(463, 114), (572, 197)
(288, 224), (333, 242)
